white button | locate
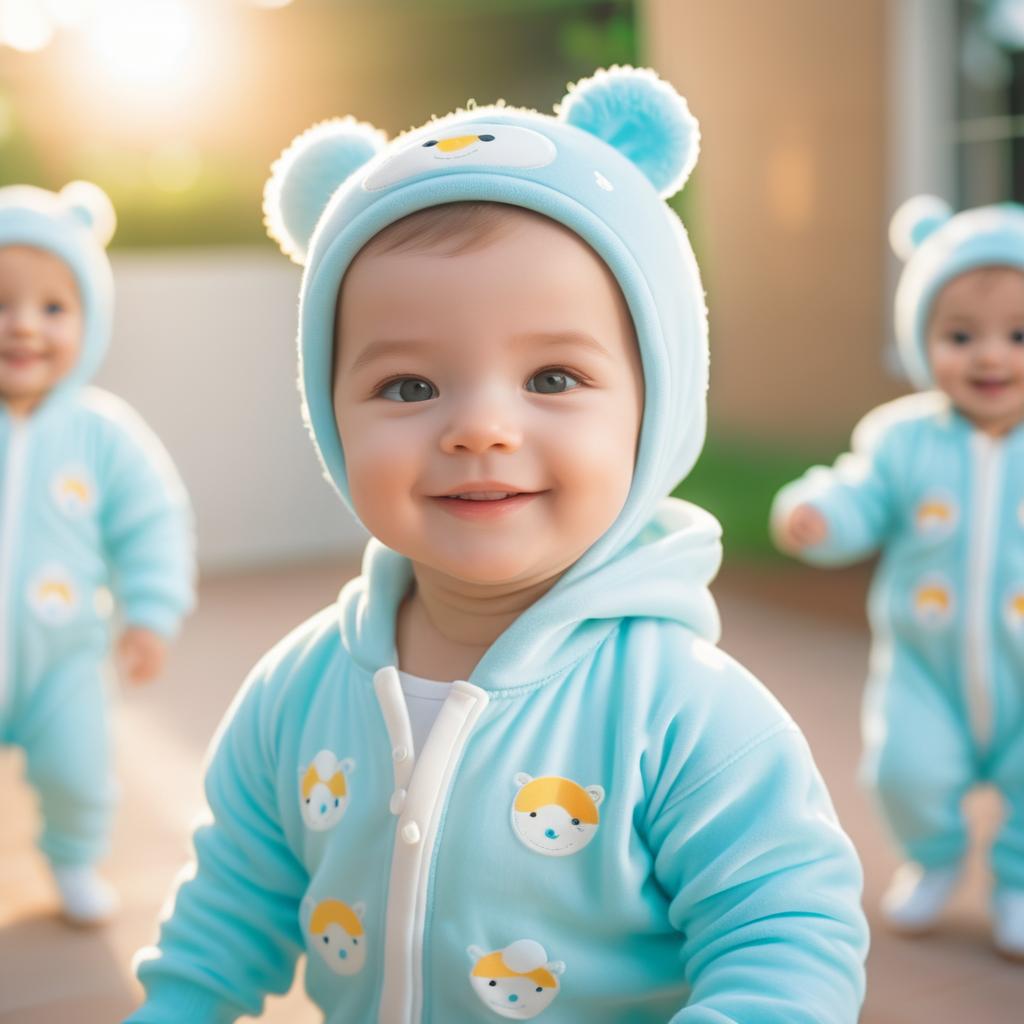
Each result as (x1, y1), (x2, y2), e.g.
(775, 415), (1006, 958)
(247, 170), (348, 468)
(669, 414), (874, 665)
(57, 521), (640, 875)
(401, 821), (421, 845)
(389, 788), (407, 815)
(393, 745), (410, 763)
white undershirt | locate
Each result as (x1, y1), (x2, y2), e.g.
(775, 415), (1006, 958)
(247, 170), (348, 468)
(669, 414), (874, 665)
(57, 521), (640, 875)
(397, 669), (453, 756)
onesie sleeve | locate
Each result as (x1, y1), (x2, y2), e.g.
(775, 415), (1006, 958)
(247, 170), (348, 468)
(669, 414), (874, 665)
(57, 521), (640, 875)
(97, 403), (196, 636)
(646, 722), (868, 1024)
(128, 664), (307, 1023)
(769, 403), (903, 566)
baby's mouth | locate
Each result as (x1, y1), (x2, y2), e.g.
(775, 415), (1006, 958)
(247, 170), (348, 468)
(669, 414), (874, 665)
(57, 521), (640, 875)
(0, 349), (43, 368)
(970, 377), (1013, 393)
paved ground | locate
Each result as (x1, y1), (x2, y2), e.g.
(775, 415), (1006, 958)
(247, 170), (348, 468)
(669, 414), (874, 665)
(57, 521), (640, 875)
(1, 558), (1022, 1022)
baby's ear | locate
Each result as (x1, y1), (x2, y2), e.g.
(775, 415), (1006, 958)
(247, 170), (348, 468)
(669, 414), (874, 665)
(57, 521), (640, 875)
(557, 65), (699, 199)
(60, 181), (116, 247)
(263, 117), (387, 265)
(889, 195), (952, 260)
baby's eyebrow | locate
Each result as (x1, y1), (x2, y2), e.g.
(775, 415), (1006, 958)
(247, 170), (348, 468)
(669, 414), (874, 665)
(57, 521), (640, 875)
(512, 329), (612, 358)
(348, 338), (432, 373)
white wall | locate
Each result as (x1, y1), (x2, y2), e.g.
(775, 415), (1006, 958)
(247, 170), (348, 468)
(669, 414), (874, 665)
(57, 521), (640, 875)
(94, 247), (367, 573)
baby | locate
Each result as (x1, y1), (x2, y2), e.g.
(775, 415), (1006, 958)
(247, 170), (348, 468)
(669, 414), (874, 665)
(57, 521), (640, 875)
(0, 183), (194, 924)
(773, 197), (1024, 957)
(130, 68), (867, 1021)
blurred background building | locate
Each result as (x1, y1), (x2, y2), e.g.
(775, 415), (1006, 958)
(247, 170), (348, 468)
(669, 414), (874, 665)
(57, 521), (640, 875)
(1, 0), (1022, 568)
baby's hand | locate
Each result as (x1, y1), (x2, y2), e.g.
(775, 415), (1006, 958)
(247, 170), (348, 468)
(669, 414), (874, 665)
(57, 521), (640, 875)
(117, 627), (167, 686)
(776, 503), (828, 552)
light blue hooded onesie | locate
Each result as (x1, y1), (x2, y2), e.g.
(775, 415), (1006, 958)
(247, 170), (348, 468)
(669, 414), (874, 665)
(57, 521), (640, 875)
(0, 183), (194, 867)
(131, 67), (868, 1023)
(772, 197), (1024, 892)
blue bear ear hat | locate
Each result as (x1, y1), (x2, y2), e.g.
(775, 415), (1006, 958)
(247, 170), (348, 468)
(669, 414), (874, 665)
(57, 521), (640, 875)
(0, 181), (116, 411)
(264, 66), (708, 575)
(891, 194), (1024, 389)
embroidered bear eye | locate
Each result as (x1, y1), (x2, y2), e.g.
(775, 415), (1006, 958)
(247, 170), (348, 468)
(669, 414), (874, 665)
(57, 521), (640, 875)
(488, 980), (497, 987)
(479, 134), (495, 141)
(529, 811), (537, 818)
(423, 140), (438, 148)
(334, 798), (339, 807)
(535, 987), (543, 993)
(305, 798), (310, 804)
(353, 938), (358, 945)
(322, 936), (329, 944)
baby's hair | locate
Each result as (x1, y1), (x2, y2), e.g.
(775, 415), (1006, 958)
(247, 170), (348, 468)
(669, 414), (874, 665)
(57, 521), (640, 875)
(356, 200), (549, 260)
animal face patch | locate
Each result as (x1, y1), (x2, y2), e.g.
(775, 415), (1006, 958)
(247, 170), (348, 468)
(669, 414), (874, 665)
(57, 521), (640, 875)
(308, 898), (366, 976)
(362, 124), (557, 192)
(299, 750), (354, 831)
(912, 575), (954, 629)
(1004, 589), (1024, 633)
(511, 772), (604, 857)
(467, 939), (564, 1019)
(28, 565), (79, 626)
(913, 493), (957, 540)
(51, 466), (97, 517)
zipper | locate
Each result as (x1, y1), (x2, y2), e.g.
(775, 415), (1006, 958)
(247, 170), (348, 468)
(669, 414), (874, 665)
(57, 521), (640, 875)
(964, 431), (1002, 749)
(0, 418), (30, 718)
(374, 666), (489, 1024)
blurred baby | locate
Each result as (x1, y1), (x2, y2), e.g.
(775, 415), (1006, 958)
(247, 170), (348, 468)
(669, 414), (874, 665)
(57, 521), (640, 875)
(773, 197), (1024, 958)
(0, 183), (194, 924)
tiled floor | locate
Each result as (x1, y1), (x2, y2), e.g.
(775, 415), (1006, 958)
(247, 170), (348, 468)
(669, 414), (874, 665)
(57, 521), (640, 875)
(1, 559), (1022, 1022)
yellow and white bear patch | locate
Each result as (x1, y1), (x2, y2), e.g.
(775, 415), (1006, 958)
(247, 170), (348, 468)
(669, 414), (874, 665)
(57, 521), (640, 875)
(308, 898), (366, 976)
(912, 574), (955, 629)
(362, 123), (557, 192)
(298, 750), (354, 831)
(1004, 589), (1024, 633)
(28, 565), (79, 626)
(510, 772), (604, 857)
(467, 939), (564, 1020)
(913, 492), (957, 540)
(50, 466), (97, 517)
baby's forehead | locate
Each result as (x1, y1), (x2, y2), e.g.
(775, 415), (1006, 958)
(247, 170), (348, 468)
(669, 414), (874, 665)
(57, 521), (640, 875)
(932, 265), (1024, 314)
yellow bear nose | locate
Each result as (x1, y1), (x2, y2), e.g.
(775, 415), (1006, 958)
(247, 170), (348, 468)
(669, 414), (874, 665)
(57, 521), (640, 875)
(437, 135), (479, 153)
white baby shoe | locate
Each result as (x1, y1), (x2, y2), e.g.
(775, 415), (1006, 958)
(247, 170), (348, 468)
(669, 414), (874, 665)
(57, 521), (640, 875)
(880, 861), (961, 933)
(51, 863), (120, 926)
(993, 889), (1024, 961)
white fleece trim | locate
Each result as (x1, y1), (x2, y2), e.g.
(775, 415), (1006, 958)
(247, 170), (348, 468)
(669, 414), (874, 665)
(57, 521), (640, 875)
(964, 431), (1002, 748)
(374, 667), (489, 1023)
(0, 420), (30, 718)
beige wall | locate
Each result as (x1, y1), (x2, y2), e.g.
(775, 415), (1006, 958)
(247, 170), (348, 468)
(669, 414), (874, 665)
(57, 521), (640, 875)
(644, 0), (903, 442)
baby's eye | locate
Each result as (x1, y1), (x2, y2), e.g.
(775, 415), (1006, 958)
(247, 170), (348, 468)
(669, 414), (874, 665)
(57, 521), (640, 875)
(1011, 328), (1024, 344)
(949, 330), (971, 345)
(378, 377), (437, 403)
(526, 370), (580, 394)
(44, 302), (64, 315)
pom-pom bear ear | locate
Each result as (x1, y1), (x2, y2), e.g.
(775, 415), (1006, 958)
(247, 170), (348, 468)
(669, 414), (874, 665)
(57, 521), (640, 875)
(889, 195), (953, 261)
(60, 181), (116, 247)
(264, 116), (388, 265)
(557, 65), (699, 199)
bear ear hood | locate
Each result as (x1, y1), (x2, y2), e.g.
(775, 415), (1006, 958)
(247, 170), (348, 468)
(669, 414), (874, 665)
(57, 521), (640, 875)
(557, 65), (699, 199)
(263, 117), (388, 265)
(269, 67), (719, 665)
(891, 197), (1024, 388)
(0, 181), (116, 410)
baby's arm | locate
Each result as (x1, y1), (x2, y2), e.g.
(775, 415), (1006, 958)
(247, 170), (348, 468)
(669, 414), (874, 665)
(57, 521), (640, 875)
(128, 666), (307, 1022)
(96, 398), (195, 658)
(770, 403), (903, 566)
(645, 698), (868, 1021)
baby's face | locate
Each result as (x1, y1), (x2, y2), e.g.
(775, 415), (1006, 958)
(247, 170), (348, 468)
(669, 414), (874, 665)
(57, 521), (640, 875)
(333, 214), (643, 586)
(927, 267), (1024, 435)
(0, 245), (82, 414)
